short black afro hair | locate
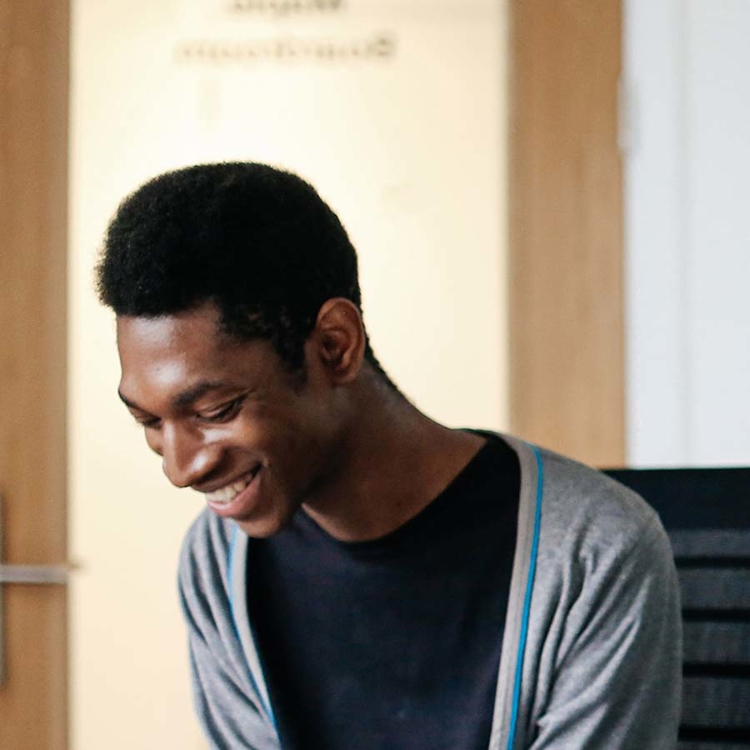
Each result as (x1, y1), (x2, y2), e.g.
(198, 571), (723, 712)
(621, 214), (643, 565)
(97, 162), (393, 385)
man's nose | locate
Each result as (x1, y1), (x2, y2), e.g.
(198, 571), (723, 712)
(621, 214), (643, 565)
(160, 424), (221, 488)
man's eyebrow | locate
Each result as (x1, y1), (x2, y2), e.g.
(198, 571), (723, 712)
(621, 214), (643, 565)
(172, 381), (235, 408)
(117, 381), (238, 413)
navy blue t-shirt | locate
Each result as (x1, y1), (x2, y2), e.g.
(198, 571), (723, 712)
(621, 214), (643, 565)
(247, 433), (520, 750)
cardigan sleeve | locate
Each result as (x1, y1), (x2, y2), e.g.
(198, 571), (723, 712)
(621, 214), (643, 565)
(178, 514), (280, 750)
(526, 518), (682, 750)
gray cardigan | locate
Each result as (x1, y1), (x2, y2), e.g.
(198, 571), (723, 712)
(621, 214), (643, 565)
(178, 436), (682, 749)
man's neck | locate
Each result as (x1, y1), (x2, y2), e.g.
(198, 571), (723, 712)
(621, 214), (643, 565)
(301, 376), (486, 542)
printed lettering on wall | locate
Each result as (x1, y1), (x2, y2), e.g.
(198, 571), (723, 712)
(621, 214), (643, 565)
(176, 0), (396, 66)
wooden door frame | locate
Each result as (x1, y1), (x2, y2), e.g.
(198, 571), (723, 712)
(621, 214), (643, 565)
(0, 0), (69, 746)
(508, 0), (625, 467)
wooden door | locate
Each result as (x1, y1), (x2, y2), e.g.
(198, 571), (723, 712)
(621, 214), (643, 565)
(0, 0), (69, 747)
(508, 0), (625, 467)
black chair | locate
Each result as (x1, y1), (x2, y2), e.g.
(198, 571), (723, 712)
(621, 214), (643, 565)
(604, 468), (750, 750)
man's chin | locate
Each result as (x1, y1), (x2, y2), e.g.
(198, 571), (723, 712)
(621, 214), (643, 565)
(234, 509), (295, 539)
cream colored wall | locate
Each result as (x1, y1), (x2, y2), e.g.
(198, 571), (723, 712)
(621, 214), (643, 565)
(68, 1), (508, 747)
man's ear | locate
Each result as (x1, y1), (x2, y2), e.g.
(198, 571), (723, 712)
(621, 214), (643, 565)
(312, 298), (366, 384)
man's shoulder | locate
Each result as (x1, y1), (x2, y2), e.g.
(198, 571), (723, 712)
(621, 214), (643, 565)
(513, 438), (666, 558)
(178, 508), (236, 592)
(518, 440), (678, 647)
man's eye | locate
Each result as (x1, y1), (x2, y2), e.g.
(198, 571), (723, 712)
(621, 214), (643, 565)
(198, 397), (244, 423)
(134, 415), (160, 429)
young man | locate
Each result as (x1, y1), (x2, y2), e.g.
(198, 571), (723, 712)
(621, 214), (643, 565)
(98, 162), (681, 750)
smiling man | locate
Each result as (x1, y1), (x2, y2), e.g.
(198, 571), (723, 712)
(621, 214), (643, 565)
(98, 162), (681, 750)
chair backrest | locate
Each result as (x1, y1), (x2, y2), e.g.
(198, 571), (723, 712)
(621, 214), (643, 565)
(604, 468), (750, 750)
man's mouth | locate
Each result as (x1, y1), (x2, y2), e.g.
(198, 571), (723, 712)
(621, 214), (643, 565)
(204, 465), (262, 506)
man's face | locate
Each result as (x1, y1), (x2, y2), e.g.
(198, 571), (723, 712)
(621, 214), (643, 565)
(116, 303), (347, 537)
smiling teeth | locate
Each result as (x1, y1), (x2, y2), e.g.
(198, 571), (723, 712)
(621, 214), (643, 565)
(206, 472), (256, 505)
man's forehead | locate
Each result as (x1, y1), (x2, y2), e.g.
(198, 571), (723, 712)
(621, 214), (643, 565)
(116, 309), (224, 393)
(116, 306), (222, 349)
(116, 308), (276, 400)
